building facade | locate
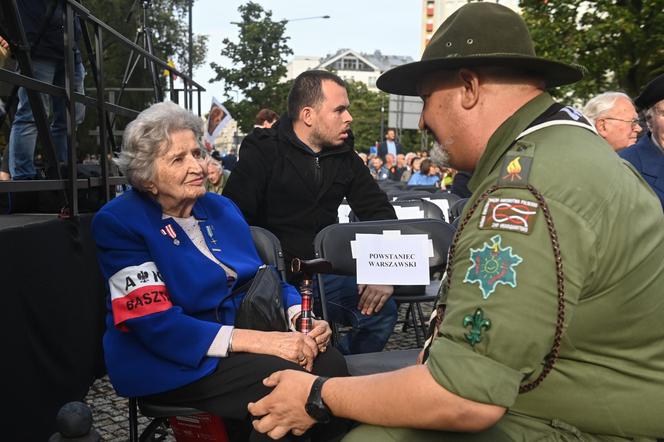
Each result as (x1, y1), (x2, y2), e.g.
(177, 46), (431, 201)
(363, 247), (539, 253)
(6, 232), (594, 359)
(421, 0), (519, 52)
(285, 49), (413, 91)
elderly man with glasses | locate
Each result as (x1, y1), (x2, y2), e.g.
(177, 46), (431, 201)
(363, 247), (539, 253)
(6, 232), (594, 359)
(583, 92), (642, 151)
(619, 74), (664, 211)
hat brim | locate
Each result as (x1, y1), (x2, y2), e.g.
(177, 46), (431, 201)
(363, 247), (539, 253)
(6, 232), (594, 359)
(377, 55), (584, 96)
(634, 73), (664, 110)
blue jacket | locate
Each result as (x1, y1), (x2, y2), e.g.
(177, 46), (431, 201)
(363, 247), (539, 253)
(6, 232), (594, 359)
(407, 172), (440, 186)
(92, 190), (301, 397)
(619, 133), (664, 211)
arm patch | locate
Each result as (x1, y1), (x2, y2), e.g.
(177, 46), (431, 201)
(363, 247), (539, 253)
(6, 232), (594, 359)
(109, 262), (173, 330)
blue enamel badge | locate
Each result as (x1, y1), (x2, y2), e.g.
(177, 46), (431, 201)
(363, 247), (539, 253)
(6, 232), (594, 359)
(463, 235), (523, 299)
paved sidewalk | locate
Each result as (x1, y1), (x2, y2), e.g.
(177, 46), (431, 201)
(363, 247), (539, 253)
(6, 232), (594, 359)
(84, 302), (432, 441)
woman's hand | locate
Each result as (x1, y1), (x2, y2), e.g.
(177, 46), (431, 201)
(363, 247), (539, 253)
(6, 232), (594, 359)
(232, 329), (318, 371)
(308, 319), (332, 353)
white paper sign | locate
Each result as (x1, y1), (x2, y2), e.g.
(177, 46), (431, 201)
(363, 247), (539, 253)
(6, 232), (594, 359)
(351, 230), (434, 285)
(394, 206), (425, 219)
(424, 198), (450, 222)
(204, 97), (232, 148)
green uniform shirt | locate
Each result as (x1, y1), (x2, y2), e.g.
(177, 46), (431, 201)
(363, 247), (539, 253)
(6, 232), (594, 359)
(426, 93), (664, 438)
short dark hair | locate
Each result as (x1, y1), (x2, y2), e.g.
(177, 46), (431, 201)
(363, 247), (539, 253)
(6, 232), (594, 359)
(420, 158), (432, 175)
(287, 70), (346, 120)
(255, 108), (279, 126)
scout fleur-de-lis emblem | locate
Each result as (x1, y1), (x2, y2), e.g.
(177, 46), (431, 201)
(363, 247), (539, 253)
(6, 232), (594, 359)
(502, 156), (522, 181)
(463, 308), (491, 347)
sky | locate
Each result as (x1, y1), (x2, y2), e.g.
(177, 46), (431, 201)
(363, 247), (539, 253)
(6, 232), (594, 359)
(191, 0), (422, 109)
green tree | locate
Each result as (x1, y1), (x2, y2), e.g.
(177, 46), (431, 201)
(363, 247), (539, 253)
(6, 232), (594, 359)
(78, 0), (208, 152)
(520, 0), (664, 101)
(210, 2), (292, 133)
(345, 81), (384, 151)
(345, 81), (425, 154)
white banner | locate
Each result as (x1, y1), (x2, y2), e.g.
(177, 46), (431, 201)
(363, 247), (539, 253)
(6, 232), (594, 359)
(351, 230), (434, 285)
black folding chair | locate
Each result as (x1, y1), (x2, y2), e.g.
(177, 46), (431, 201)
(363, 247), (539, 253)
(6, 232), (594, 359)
(405, 184), (438, 193)
(449, 197), (470, 224)
(396, 192), (461, 223)
(127, 226), (286, 441)
(313, 219), (454, 351)
(348, 198), (444, 223)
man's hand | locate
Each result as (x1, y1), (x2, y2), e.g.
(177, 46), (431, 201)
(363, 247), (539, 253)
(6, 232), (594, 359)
(308, 319), (332, 352)
(357, 284), (394, 315)
(248, 370), (317, 439)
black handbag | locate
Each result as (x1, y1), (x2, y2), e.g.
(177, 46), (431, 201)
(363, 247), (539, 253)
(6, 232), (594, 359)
(216, 265), (289, 332)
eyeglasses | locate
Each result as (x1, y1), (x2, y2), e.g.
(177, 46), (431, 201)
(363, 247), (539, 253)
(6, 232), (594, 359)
(601, 117), (641, 127)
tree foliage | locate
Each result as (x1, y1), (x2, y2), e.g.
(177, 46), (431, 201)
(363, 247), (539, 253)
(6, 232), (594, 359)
(345, 81), (384, 151)
(521, 0), (664, 101)
(78, 0), (208, 152)
(83, 0), (207, 95)
(210, 2), (293, 133)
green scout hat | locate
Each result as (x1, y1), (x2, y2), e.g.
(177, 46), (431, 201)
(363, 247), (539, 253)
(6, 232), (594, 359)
(377, 3), (584, 96)
(634, 73), (664, 110)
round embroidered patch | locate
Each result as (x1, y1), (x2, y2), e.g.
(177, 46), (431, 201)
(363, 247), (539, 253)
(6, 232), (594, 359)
(463, 235), (523, 299)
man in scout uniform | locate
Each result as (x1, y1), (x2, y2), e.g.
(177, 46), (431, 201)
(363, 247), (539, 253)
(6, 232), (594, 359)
(247, 4), (664, 440)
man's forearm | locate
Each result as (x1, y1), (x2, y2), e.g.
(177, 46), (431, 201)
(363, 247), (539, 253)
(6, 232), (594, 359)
(321, 364), (505, 432)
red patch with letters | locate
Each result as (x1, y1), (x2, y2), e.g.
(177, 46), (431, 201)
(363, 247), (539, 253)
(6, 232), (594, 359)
(111, 285), (173, 328)
(478, 197), (539, 234)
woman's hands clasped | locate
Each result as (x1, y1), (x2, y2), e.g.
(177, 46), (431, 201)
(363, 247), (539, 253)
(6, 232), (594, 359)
(259, 319), (332, 372)
(233, 320), (333, 372)
(308, 319), (332, 353)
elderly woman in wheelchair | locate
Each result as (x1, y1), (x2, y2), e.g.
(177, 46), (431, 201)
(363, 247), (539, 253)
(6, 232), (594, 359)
(92, 101), (348, 441)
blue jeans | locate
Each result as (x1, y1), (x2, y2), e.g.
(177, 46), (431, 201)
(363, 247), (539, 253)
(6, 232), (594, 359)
(9, 55), (85, 179)
(315, 274), (397, 355)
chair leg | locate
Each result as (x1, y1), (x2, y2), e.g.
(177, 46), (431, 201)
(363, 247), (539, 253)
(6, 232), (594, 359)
(129, 398), (139, 442)
(140, 417), (168, 442)
(415, 302), (429, 341)
(402, 304), (412, 332)
(410, 303), (423, 347)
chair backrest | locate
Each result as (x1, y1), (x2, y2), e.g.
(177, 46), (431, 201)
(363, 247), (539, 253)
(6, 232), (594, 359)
(391, 190), (433, 200)
(396, 192), (461, 222)
(406, 185), (438, 193)
(391, 198), (445, 221)
(314, 218), (455, 277)
(249, 226), (287, 279)
(449, 197), (469, 222)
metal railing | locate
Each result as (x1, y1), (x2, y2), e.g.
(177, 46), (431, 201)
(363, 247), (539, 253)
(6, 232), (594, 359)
(0, 0), (205, 216)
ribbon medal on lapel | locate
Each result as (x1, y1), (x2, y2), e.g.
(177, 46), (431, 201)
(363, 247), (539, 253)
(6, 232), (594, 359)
(463, 235), (522, 299)
(160, 224), (180, 246)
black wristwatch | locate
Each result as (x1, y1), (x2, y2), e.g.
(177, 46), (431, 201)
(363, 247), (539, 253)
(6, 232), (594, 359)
(305, 376), (332, 423)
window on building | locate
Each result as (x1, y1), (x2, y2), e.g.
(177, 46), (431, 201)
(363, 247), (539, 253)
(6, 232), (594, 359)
(342, 57), (358, 70)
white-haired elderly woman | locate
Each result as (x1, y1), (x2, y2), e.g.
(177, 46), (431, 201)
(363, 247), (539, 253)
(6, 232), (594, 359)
(92, 102), (347, 441)
(206, 159), (228, 195)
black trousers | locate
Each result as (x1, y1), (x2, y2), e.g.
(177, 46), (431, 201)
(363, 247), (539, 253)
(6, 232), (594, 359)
(145, 349), (351, 442)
